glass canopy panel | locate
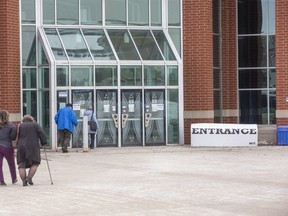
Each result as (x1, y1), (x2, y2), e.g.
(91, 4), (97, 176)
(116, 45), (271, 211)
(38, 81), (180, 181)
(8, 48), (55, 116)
(152, 30), (176, 61)
(107, 30), (140, 60)
(130, 30), (163, 60)
(128, 0), (149, 26)
(82, 29), (116, 60)
(58, 29), (92, 61)
(44, 28), (68, 61)
(105, 0), (126, 26)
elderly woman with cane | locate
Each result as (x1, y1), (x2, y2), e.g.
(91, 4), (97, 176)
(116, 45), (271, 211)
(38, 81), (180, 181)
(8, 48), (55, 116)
(17, 115), (47, 186)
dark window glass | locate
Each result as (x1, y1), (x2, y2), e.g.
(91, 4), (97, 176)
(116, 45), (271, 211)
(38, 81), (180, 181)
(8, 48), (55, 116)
(43, 0), (55, 24)
(21, 0), (35, 24)
(269, 35), (275, 67)
(239, 90), (268, 124)
(238, 0), (267, 34)
(269, 69), (276, 88)
(214, 90), (221, 123)
(213, 0), (220, 34)
(22, 26), (36, 66)
(238, 36), (267, 67)
(239, 69), (267, 89)
(213, 69), (221, 89)
(269, 90), (276, 124)
(57, 0), (79, 25)
(213, 35), (220, 67)
(23, 91), (37, 121)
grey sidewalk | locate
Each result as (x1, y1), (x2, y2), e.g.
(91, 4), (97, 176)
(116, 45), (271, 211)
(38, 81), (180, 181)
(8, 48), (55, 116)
(1, 146), (288, 216)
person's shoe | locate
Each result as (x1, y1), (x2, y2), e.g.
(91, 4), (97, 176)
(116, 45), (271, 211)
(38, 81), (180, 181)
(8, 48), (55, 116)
(12, 178), (18, 184)
(0, 181), (7, 186)
(62, 148), (69, 153)
(26, 177), (33, 185)
(23, 180), (28, 186)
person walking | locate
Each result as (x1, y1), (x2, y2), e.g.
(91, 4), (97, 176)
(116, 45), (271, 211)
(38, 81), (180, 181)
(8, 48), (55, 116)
(54, 103), (78, 153)
(84, 106), (99, 149)
(0, 110), (18, 186)
(16, 115), (47, 186)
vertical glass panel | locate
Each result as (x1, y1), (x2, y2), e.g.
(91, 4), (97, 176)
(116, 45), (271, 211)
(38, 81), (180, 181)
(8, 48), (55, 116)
(22, 26), (36, 66)
(44, 28), (68, 60)
(82, 29), (116, 60)
(21, 0), (35, 24)
(39, 68), (50, 89)
(71, 66), (93, 86)
(57, 90), (69, 111)
(168, 0), (180, 26)
(213, 35), (220, 67)
(167, 66), (178, 86)
(238, 0), (267, 34)
(269, 35), (275, 67)
(22, 68), (36, 89)
(23, 91), (37, 121)
(269, 90), (276, 124)
(239, 90), (267, 124)
(39, 43), (49, 65)
(58, 29), (92, 61)
(128, 0), (148, 26)
(107, 30), (140, 60)
(167, 89), (179, 144)
(239, 69), (267, 89)
(268, 0), (275, 33)
(151, 0), (162, 26)
(213, 0), (220, 34)
(105, 0), (126, 26)
(121, 66), (142, 86)
(269, 69), (276, 88)
(39, 90), (50, 146)
(43, 0), (55, 24)
(213, 69), (220, 89)
(168, 28), (181, 57)
(130, 30), (163, 60)
(81, 0), (102, 25)
(144, 66), (165, 86)
(57, 66), (69, 86)
(95, 66), (117, 86)
(238, 36), (267, 67)
(57, 0), (79, 25)
(214, 90), (222, 123)
(153, 30), (176, 60)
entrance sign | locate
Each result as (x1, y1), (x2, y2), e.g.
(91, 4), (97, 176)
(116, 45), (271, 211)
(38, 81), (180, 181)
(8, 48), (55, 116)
(191, 123), (258, 147)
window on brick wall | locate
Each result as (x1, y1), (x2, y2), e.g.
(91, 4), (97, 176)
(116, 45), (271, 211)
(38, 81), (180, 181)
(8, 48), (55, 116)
(238, 0), (275, 124)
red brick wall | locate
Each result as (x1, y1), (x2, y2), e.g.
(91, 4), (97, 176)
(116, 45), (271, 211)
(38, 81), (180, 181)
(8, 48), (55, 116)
(276, 0), (288, 125)
(0, 0), (20, 114)
(183, 0), (214, 143)
(222, 0), (238, 123)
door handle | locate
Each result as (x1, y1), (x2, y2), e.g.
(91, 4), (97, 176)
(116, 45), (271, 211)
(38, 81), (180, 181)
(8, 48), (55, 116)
(122, 114), (129, 128)
(145, 113), (152, 127)
(111, 114), (119, 128)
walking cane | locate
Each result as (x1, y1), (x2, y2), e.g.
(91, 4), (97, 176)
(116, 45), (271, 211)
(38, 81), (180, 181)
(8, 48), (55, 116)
(43, 145), (53, 185)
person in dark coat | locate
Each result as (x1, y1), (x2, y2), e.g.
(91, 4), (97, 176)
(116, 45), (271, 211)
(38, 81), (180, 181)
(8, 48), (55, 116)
(83, 106), (99, 149)
(17, 115), (47, 186)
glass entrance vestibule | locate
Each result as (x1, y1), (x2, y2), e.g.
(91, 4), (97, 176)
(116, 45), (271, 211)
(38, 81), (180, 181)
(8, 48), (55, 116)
(38, 27), (183, 149)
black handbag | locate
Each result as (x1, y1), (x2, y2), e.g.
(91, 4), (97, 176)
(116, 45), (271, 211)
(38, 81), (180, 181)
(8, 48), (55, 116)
(88, 112), (97, 131)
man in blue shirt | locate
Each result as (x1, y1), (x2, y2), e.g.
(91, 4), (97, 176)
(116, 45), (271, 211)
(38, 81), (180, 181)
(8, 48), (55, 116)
(54, 103), (78, 153)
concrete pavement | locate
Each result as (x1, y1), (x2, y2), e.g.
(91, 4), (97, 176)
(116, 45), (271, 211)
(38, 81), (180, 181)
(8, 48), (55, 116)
(1, 145), (288, 216)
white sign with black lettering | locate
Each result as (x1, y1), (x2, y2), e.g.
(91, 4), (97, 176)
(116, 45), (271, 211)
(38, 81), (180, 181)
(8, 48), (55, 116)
(191, 123), (258, 147)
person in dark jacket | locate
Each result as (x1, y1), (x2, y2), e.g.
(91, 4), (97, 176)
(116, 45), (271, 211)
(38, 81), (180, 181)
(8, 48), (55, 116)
(83, 106), (99, 149)
(17, 115), (47, 186)
(0, 110), (17, 186)
(54, 103), (78, 153)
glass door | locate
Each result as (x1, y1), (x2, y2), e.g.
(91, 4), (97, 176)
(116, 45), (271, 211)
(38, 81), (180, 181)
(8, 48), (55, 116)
(71, 90), (94, 148)
(144, 90), (165, 145)
(96, 90), (118, 147)
(121, 90), (142, 146)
